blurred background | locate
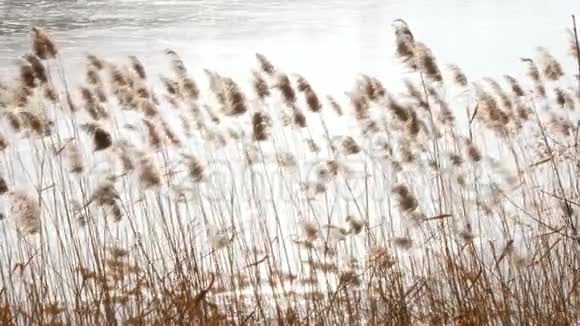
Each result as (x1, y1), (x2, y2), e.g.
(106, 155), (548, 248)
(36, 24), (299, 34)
(0, 0), (579, 94)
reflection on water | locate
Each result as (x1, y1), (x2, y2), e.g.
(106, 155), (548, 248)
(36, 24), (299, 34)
(0, 0), (371, 36)
(0, 0), (379, 88)
(0, 0), (234, 35)
(0, 0), (579, 86)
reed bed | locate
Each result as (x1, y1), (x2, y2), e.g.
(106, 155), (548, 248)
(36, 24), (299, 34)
(0, 17), (580, 325)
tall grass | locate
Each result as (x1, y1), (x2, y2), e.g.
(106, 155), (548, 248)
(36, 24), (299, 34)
(0, 18), (580, 325)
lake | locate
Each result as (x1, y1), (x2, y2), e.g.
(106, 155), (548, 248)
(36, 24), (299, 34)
(1, 0), (579, 92)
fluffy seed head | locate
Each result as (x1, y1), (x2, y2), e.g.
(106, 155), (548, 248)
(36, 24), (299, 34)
(537, 47), (564, 81)
(464, 141), (482, 162)
(32, 27), (57, 60)
(504, 75), (525, 97)
(327, 95), (343, 116)
(9, 191), (41, 234)
(392, 184), (418, 212)
(256, 53), (275, 75)
(275, 73), (297, 105)
(252, 70), (270, 99)
(183, 153), (205, 183)
(0, 177), (8, 194)
(446, 64), (468, 87)
(252, 111), (272, 141)
(415, 42), (442, 82)
(346, 216), (364, 235)
(81, 123), (112, 151)
(137, 156), (161, 189)
(392, 237), (413, 250)
(65, 142), (84, 175)
(129, 56), (147, 80)
(25, 55), (47, 84)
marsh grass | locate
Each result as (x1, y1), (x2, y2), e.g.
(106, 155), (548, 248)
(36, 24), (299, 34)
(0, 19), (579, 325)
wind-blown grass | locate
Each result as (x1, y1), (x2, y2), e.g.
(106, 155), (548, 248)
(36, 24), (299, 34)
(0, 18), (580, 325)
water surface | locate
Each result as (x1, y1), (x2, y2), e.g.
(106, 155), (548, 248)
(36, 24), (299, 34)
(0, 0), (578, 90)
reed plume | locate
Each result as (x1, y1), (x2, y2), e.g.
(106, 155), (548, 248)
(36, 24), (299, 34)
(296, 75), (321, 112)
(404, 80), (428, 109)
(161, 76), (180, 98)
(274, 73), (296, 105)
(252, 70), (270, 100)
(219, 77), (248, 116)
(504, 75), (525, 97)
(90, 177), (118, 207)
(346, 216), (364, 235)
(256, 53), (275, 75)
(181, 77), (200, 100)
(165, 50), (188, 78)
(19, 62), (36, 89)
(159, 118), (181, 146)
(350, 89), (369, 120)
(340, 136), (361, 155)
(464, 140), (482, 162)
(407, 109), (421, 136)
(291, 104), (307, 128)
(316, 160), (338, 181)
(31, 26), (57, 60)
(80, 87), (106, 120)
(107, 63), (128, 88)
(113, 141), (136, 173)
(392, 184), (418, 212)
(65, 142), (85, 175)
(0, 177), (8, 194)
(521, 58), (541, 82)
(86, 67), (101, 86)
(19, 111), (46, 136)
(93, 85), (107, 103)
(89, 177), (123, 222)
(143, 119), (162, 148)
(554, 87), (575, 109)
(392, 237), (413, 250)
(252, 111), (272, 141)
(182, 153), (205, 183)
(86, 53), (104, 70)
(369, 77), (387, 100)
(306, 138), (320, 153)
(386, 94), (409, 122)
(139, 99), (159, 117)
(326, 95), (343, 116)
(300, 221), (319, 243)
(415, 42), (443, 82)
(129, 56), (147, 80)
(9, 190), (41, 234)
(567, 27), (580, 72)
(446, 64), (468, 87)
(535, 83), (547, 98)
(25, 54), (47, 84)
(485, 78), (513, 111)
(11, 83), (32, 107)
(358, 75), (384, 101)
(393, 20), (416, 67)
(537, 47), (564, 80)
(137, 155), (161, 189)
(81, 123), (112, 151)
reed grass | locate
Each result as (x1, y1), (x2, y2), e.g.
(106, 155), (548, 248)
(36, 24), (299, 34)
(0, 20), (579, 325)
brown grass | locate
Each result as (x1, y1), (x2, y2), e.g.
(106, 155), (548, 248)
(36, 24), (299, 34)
(0, 20), (579, 326)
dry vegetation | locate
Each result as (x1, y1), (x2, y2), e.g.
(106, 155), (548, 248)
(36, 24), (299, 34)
(0, 17), (580, 325)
